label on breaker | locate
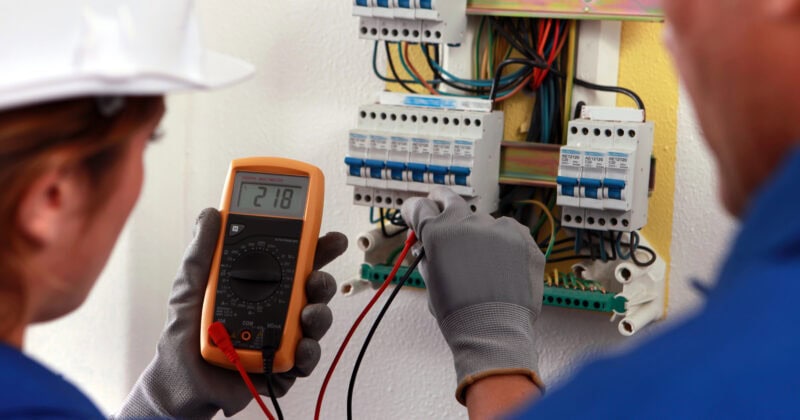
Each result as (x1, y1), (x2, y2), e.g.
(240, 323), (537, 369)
(454, 140), (475, 158)
(370, 135), (390, 150)
(607, 152), (630, 170)
(391, 136), (410, 152)
(412, 138), (431, 154)
(584, 151), (605, 168)
(561, 149), (582, 167)
(432, 139), (452, 156)
(350, 132), (368, 150)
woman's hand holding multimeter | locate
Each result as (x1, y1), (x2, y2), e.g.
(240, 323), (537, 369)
(118, 207), (347, 418)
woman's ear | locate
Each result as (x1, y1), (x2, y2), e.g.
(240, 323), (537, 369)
(16, 162), (88, 247)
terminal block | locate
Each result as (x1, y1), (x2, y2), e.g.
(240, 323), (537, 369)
(342, 199), (666, 336)
(557, 106), (654, 232)
(353, 0), (467, 44)
(345, 93), (504, 213)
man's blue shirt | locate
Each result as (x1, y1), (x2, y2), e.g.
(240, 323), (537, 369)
(0, 343), (103, 419)
(520, 150), (800, 418)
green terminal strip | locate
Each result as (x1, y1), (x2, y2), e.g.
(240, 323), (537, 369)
(360, 264), (627, 314)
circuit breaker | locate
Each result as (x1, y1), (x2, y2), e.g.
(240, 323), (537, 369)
(345, 93), (503, 213)
(557, 107), (654, 232)
(353, 0), (467, 44)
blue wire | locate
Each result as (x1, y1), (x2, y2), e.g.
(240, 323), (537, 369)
(369, 207), (381, 224)
(539, 80), (551, 142)
(426, 57), (527, 87)
(394, 42), (522, 100)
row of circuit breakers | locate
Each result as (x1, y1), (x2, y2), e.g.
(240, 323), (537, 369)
(353, 0), (467, 44)
(345, 95), (654, 231)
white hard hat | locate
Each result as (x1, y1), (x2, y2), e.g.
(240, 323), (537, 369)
(0, 0), (255, 112)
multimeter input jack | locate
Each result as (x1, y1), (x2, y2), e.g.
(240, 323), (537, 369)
(240, 330), (253, 342)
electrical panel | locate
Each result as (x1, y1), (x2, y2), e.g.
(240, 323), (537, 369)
(353, 0), (467, 44)
(465, 0), (664, 21)
(345, 93), (503, 213)
(556, 106), (654, 232)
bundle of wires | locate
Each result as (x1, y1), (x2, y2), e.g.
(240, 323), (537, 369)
(371, 16), (571, 104)
(545, 230), (657, 267)
(484, 16), (646, 117)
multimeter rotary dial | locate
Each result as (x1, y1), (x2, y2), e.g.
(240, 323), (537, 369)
(228, 251), (283, 302)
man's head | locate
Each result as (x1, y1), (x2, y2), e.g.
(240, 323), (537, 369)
(664, 0), (800, 216)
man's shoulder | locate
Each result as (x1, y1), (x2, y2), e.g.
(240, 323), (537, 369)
(0, 344), (104, 419)
(520, 263), (800, 419)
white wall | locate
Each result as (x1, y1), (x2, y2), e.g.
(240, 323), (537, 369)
(25, 1), (737, 419)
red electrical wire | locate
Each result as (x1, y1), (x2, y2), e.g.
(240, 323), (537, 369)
(314, 232), (418, 420)
(208, 322), (276, 420)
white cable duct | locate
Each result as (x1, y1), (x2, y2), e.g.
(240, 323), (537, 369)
(570, 232), (667, 336)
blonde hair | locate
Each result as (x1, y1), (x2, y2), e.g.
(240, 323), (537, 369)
(0, 96), (163, 337)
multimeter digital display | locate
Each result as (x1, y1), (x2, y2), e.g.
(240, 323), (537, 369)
(201, 158), (324, 374)
(231, 172), (308, 218)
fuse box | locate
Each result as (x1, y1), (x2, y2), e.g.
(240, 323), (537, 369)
(345, 93), (503, 213)
(557, 107), (654, 232)
(354, 0), (467, 44)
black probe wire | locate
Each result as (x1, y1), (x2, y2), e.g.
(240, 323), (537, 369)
(346, 250), (425, 420)
(265, 377), (284, 420)
(261, 341), (284, 420)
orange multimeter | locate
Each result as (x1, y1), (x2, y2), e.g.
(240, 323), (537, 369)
(200, 157), (324, 373)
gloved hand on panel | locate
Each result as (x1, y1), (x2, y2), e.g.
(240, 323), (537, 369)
(402, 187), (545, 404)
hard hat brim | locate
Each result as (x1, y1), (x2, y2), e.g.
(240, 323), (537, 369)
(0, 50), (255, 112)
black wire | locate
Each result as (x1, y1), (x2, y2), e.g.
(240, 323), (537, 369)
(573, 78), (646, 115)
(346, 250), (426, 420)
(390, 211), (408, 228)
(488, 59), (543, 100)
(574, 100), (586, 119)
(488, 18), (546, 65)
(541, 236), (576, 249)
(608, 231), (618, 261)
(429, 43), (442, 89)
(546, 244), (579, 256)
(372, 41), (431, 85)
(526, 80), (542, 142)
(380, 208), (408, 237)
(420, 43), (531, 95)
(628, 232), (657, 267)
(265, 376), (284, 420)
(485, 27), (647, 113)
(384, 42), (416, 93)
(631, 244), (657, 267)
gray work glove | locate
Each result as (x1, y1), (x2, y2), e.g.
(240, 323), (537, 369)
(116, 208), (347, 419)
(402, 187), (545, 404)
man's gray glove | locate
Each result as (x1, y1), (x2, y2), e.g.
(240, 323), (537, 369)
(402, 187), (545, 404)
(116, 208), (347, 418)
